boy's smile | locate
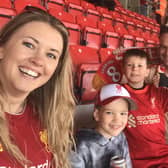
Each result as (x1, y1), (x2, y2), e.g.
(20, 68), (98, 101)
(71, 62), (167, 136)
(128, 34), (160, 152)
(94, 98), (129, 139)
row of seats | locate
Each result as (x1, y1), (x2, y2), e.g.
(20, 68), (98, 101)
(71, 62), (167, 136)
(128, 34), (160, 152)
(70, 44), (161, 103)
(0, 0), (160, 104)
(0, 0), (159, 30)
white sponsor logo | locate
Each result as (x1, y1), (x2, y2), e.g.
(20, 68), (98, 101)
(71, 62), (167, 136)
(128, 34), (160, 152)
(128, 114), (160, 128)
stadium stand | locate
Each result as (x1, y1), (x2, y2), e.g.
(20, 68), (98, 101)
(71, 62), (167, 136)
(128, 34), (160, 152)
(0, 0), (160, 104)
(0, 7), (16, 28)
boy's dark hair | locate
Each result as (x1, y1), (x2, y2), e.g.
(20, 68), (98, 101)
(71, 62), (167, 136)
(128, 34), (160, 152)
(160, 26), (168, 36)
(122, 49), (150, 66)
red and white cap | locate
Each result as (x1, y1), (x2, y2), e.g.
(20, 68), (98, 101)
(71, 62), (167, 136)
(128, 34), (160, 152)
(96, 84), (137, 110)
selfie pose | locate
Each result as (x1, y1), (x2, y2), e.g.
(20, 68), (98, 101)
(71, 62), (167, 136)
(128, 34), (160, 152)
(0, 7), (75, 168)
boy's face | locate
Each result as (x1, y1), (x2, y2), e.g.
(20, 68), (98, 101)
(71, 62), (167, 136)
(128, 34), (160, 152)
(94, 98), (129, 138)
(123, 56), (149, 88)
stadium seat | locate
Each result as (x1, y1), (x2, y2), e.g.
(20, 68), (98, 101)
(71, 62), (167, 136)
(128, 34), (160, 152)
(97, 7), (112, 24)
(99, 48), (114, 62)
(98, 20), (114, 33)
(67, 3), (83, 16)
(69, 45), (100, 103)
(135, 37), (145, 47)
(82, 27), (102, 49)
(65, 0), (81, 5)
(49, 8), (75, 23)
(81, 1), (96, 10)
(122, 34), (134, 48)
(0, 7), (16, 29)
(70, 45), (100, 66)
(111, 11), (121, 21)
(14, 0), (45, 13)
(86, 8), (100, 21)
(0, 0), (12, 8)
(146, 40), (156, 47)
(150, 30), (159, 44)
(103, 31), (120, 49)
(113, 18), (128, 36)
(75, 63), (100, 103)
(76, 15), (97, 29)
(47, 0), (65, 11)
(63, 21), (81, 45)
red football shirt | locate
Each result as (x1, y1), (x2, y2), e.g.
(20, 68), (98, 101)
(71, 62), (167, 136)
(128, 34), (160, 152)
(124, 84), (168, 168)
(0, 104), (52, 167)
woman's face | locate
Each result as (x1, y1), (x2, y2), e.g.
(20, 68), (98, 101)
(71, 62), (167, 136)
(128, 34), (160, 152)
(0, 21), (64, 97)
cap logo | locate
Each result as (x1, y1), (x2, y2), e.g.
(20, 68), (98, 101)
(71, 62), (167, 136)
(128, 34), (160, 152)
(116, 84), (122, 93)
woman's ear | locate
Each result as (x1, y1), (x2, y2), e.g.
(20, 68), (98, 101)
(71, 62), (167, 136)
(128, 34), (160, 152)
(93, 109), (100, 122)
(0, 47), (4, 59)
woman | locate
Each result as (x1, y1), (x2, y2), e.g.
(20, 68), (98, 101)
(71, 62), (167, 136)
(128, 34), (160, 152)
(0, 6), (75, 168)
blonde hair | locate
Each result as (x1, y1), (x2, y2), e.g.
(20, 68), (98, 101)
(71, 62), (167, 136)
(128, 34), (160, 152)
(0, 7), (75, 168)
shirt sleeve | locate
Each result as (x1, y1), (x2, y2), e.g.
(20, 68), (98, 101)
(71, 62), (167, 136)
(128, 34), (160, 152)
(70, 141), (91, 168)
(70, 150), (86, 168)
(121, 133), (132, 168)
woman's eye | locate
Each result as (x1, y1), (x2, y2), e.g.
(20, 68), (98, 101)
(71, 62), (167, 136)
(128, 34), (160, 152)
(22, 41), (34, 49)
(47, 53), (56, 59)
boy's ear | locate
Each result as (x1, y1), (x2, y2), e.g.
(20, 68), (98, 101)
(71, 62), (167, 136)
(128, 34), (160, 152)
(93, 109), (100, 122)
(0, 47), (4, 59)
(145, 67), (150, 77)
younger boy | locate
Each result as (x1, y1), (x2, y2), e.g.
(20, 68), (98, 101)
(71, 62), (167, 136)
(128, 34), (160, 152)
(122, 49), (168, 167)
(71, 83), (136, 168)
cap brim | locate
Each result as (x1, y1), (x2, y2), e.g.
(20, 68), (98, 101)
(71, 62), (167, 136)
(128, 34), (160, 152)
(98, 96), (137, 111)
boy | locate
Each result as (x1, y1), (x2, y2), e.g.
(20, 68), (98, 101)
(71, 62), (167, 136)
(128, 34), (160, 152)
(71, 83), (136, 168)
(122, 49), (168, 167)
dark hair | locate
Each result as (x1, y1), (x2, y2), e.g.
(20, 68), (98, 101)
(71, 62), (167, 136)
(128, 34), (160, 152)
(122, 49), (150, 66)
(160, 25), (168, 36)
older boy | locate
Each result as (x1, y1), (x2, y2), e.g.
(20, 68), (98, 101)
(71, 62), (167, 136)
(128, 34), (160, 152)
(71, 84), (136, 168)
(123, 49), (168, 167)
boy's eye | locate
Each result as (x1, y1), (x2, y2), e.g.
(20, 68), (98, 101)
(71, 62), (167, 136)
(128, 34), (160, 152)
(120, 112), (128, 116)
(47, 53), (56, 59)
(105, 111), (113, 115)
(127, 64), (132, 67)
(138, 64), (143, 67)
(22, 41), (34, 49)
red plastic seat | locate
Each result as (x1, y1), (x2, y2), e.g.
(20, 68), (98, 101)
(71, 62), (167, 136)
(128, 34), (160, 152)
(76, 15), (97, 29)
(146, 40), (156, 47)
(122, 34), (134, 48)
(135, 37), (145, 48)
(114, 18), (128, 36)
(63, 21), (81, 45)
(0, 7), (16, 29)
(75, 63), (100, 103)
(47, 0), (65, 11)
(69, 45), (99, 67)
(81, 1), (96, 10)
(99, 48), (114, 62)
(104, 31), (120, 49)
(14, 0), (45, 13)
(0, 0), (12, 8)
(98, 20), (114, 33)
(83, 27), (102, 49)
(49, 8), (75, 23)
(65, 0), (81, 5)
(69, 45), (100, 103)
(67, 3), (83, 16)
(86, 8), (100, 21)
